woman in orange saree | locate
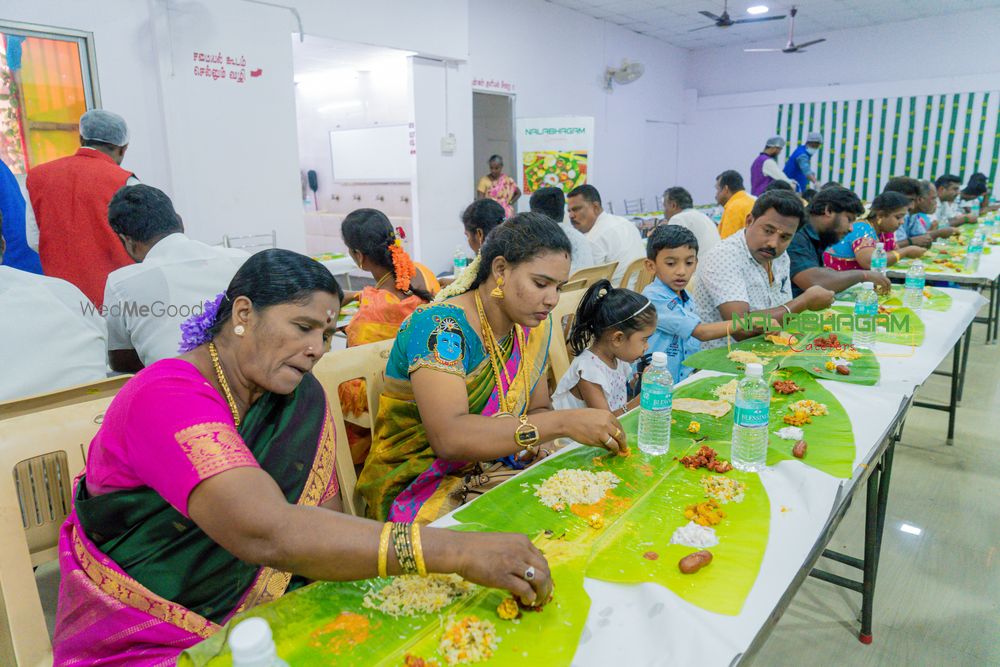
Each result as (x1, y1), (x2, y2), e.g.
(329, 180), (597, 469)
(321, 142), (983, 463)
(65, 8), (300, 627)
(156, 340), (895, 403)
(338, 209), (440, 466)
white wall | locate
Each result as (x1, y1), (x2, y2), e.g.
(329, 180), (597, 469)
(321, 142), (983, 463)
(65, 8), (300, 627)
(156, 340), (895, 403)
(680, 6), (1000, 204)
(468, 0), (688, 212)
(410, 57), (474, 273)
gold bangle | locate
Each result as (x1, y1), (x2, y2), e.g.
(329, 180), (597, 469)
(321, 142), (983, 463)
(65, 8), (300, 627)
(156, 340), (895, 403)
(392, 522), (418, 575)
(411, 523), (427, 577)
(378, 522), (392, 578)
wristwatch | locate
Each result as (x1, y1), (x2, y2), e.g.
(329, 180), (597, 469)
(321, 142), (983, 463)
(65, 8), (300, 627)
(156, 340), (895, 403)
(514, 415), (540, 449)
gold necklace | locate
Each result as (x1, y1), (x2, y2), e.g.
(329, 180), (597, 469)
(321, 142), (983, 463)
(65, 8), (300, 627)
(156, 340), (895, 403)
(374, 272), (393, 290)
(209, 342), (241, 427)
(474, 290), (530, 416)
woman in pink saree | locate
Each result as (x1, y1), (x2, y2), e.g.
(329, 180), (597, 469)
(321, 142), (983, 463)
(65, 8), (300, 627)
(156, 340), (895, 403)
(476, 154), (520, 217)
(53, 250), (553, 666)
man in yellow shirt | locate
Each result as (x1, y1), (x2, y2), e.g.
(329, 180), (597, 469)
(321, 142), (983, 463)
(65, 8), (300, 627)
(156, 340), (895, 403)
(715, 170), (756, 239)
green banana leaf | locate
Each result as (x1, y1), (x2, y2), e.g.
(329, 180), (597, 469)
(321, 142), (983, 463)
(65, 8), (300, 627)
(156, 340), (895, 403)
(182, 371), (854, 664)
(683, 334), (881, 386)
(836, 284), (953, 312)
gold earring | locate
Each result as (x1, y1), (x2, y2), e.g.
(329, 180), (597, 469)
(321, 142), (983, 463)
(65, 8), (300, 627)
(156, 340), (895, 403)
(490, 276), (505, 300)
(234, 325), (245, 336)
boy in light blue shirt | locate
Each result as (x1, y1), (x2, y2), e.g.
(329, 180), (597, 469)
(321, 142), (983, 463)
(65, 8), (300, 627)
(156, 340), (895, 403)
(643, 225), (733, 381)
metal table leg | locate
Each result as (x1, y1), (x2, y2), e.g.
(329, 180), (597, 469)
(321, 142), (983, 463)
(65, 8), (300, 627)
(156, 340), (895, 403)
(957, 325), (973, 402)
(992, 278), (1000, 344)
(809, 437), (898, 644)
(913, 337), (961, 445)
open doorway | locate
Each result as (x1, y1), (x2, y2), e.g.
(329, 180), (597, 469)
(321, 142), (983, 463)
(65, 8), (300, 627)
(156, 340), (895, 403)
(292, 34), (415, 265)
(472, 92), (515, 205)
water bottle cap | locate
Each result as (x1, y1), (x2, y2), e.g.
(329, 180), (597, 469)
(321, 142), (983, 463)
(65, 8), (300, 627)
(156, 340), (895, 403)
(875, 242), (884, 250)
(650, 351), (668, 367)
(862, 281), (873, 289)
(229, 618), (277, 664)
(745, 363), (763, 377)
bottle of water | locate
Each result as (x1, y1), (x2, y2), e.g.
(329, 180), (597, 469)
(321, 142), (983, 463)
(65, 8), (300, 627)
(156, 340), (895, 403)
(854, 281), (878, 350)
(453, 246), (468, 276)
(229, 618), (290, 667)
(965, 229), (985, 273)
(903, 261), (925, 310)
(637, 351), (673, 456)
(870, 242), (887, 276)
(731, 363), (770, 473)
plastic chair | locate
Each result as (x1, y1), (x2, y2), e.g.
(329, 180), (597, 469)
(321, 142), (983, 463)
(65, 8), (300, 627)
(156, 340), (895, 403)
(0, 375), (130, 421)
(624, 198), (645, 215)
(567, 261), (618, 291)
(0, 394), (114, 666)
(221, 230), (277, 253)
(547, 289), (586, 386)
(311, 339), (394, 517)
(560, 278), (587, 293)
(618, 257), (655, 291)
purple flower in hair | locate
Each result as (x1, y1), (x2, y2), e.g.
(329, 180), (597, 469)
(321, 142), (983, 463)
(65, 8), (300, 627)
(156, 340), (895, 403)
(178, 292), (227, 353)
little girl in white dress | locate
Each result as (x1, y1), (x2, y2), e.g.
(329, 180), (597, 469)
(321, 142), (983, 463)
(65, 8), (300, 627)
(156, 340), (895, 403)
(553, 279), (658, 415)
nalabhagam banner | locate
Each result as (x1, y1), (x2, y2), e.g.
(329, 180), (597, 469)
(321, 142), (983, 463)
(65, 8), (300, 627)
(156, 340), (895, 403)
(515, 116), (594, 195)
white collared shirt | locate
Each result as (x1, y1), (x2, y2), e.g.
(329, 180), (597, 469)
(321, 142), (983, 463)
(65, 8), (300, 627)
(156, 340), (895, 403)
(666, 208), (721, 265)
(0, 266), (109, 401)
(935, 198), (961, 225)
(560, 221), (598, 274)
(691, 229), (791, 349)
(583, 211), (646, 286)
(103, 233), (248, 365)
(761, 158), (797, 186)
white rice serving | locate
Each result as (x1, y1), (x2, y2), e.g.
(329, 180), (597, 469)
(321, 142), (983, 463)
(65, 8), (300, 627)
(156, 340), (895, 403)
(534, 469), (620, 509)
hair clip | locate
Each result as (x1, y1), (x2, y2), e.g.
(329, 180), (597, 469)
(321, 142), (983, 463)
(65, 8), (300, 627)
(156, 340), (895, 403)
(597, 288), (609, 298)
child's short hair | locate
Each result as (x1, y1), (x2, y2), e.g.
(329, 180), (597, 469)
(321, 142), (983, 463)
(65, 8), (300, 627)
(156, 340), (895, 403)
(647, 224), (698, 261)
(568, 280), (657, 356)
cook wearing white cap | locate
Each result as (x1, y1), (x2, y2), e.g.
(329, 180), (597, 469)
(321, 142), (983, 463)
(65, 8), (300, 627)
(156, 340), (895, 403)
(24, 109), (140, 307)
(750, 135), (797, 196)
(783, 132), (823, 192)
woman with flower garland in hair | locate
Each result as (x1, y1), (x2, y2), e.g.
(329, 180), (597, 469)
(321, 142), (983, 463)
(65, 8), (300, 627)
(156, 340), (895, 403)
(339, 209), (441, 466)
(358, 213), (630, 524)
(53, 249), (554, 665)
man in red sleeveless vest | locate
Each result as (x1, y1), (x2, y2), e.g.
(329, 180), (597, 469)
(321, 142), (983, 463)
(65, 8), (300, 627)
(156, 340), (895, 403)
(26, 109), (137, 307)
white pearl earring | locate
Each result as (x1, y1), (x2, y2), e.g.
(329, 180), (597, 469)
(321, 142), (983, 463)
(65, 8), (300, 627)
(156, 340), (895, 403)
(234, 325), (246, 336)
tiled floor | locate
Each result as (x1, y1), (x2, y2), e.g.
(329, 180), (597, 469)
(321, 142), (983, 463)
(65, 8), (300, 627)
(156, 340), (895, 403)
(753, 326), (1000, 666)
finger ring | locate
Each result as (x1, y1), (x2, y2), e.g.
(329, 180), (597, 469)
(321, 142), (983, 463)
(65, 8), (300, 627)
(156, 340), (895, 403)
(524, 566), (536, 581)
(615, 428), (622, 437)
(604, 436), (614, 446)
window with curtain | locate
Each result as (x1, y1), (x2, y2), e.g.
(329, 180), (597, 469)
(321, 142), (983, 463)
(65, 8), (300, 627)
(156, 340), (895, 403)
(1, 23), (99, 174)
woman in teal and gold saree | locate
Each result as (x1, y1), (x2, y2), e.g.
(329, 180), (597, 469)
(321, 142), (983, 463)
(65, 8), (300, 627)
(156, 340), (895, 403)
(357, 213), (630, 524)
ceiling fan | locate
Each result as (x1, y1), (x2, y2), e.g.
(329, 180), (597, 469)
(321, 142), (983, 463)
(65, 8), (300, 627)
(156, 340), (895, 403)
(744, 6), (827, 53)
(690, 0), (786, 31)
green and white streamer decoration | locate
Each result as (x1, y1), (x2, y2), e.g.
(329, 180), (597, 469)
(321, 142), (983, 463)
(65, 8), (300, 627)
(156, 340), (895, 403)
(775, 90), (1000, 201)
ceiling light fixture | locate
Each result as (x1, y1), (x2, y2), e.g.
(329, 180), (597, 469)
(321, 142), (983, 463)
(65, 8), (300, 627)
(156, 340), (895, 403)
(747, 5), (769, 14)
(900, 523), (923, 536)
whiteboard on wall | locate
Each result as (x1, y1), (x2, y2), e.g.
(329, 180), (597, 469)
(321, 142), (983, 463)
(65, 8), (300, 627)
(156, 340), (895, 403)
(329, 125), (412, 182)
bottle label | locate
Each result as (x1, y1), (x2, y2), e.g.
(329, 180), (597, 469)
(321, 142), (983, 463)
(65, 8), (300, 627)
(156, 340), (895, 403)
(854, 301), (877, 317)
(905, 275), (924, 290)
(641, 385), (672, 411)
(870, 256), (887, 272)
(734, 403), (769, 428)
